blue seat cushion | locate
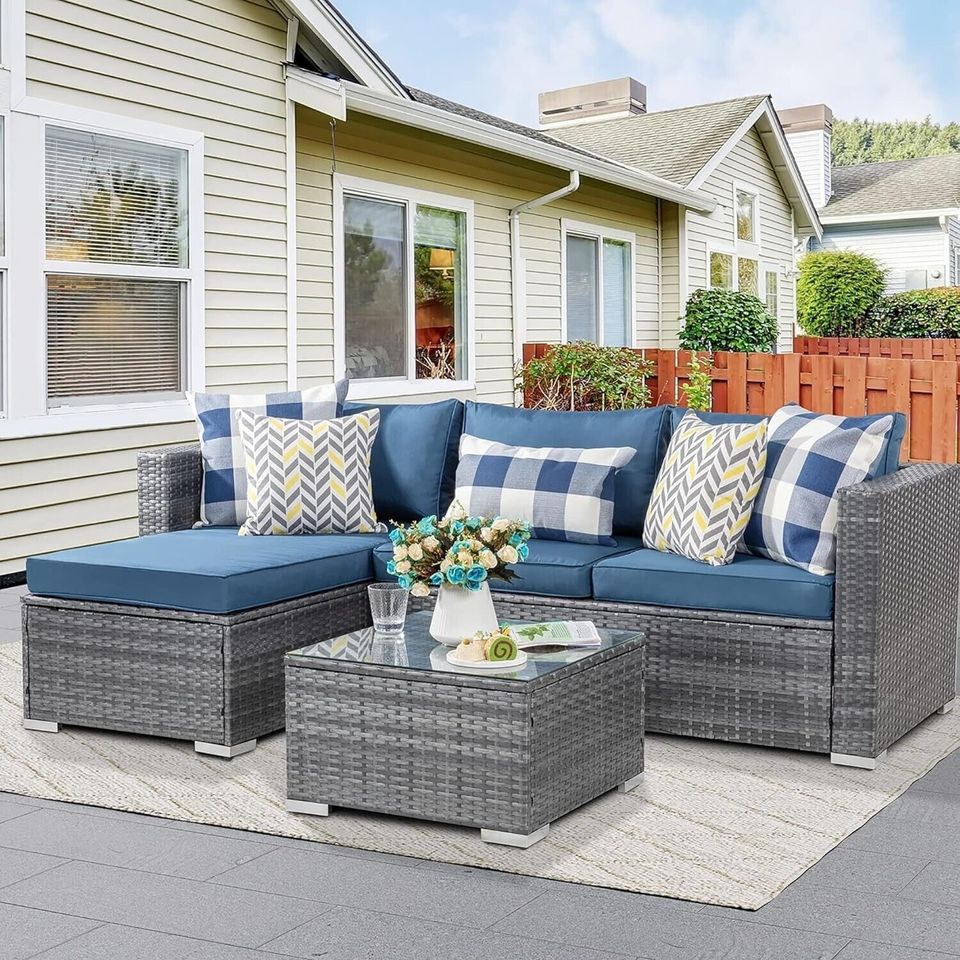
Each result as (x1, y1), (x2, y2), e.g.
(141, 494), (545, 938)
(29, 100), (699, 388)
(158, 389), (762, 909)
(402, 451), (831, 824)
(592, 548), (834, 620)
(463, 401), (670, 537)
(26, 528), (390, 615)
(374, 536), (643, 599)
(343, 398), (463, 522)
(666, 406), (905, 476)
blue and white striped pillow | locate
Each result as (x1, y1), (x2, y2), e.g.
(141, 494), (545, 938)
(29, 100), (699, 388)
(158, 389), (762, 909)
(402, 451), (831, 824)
(743, 404), (896, 575)
(453, 435), (636, 544)
(189, 381), (347, 527)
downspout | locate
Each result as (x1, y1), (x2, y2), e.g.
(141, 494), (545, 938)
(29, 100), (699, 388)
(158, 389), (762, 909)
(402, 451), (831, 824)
(510, 170), (581, 399)
(656, 198), (663, 348)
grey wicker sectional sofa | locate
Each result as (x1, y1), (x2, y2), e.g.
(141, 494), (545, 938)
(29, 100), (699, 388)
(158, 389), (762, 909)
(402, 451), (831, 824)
(21, 398), (960, 768)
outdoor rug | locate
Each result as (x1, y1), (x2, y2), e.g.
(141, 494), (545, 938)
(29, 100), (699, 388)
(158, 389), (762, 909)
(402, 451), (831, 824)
(1, 639), (958, 910)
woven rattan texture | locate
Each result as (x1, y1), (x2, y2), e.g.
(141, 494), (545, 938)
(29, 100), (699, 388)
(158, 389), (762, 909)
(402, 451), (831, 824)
(22, 584), (370, 747)
(138, 445), (203, 535)
(285, 638), (644, 834)
(833, 463), (960, 758)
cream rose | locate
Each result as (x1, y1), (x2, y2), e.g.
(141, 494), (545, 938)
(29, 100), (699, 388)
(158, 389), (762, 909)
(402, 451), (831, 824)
(480, 526), (493, 543)
(497, 545), (519, 564)
(394, 559), (411, 574)
(457, 549), (473, 567)
(410, 581), (430, 598)
(422, 535), (440, 552)
(407, 543), (423, 561)
(393, 545), (408, 561)
(479, 549), (497, 569)
(440, 556), (452, 573)
(492, 518), (511, 532)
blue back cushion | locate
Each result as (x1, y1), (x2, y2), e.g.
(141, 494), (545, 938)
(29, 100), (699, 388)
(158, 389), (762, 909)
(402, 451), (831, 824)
(666, 406), (905, 475)
(343, 399), (463, 522)
(463, 402), (670, 536)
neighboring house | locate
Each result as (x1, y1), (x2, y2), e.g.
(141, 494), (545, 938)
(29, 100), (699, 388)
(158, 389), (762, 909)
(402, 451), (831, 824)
(780, 105), (960, 292)
(0, 1), (818, 576)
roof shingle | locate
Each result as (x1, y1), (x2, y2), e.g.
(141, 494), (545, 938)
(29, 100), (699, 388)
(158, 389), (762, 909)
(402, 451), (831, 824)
(822, 154), (960, 218)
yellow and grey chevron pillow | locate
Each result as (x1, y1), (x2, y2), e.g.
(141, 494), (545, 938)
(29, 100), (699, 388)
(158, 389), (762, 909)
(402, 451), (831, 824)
(236, 409), (384, 536)
(643, 412), (767, 566)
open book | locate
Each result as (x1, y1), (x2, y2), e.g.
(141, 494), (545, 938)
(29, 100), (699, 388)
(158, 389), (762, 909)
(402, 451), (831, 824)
(506, 621), (602, 651)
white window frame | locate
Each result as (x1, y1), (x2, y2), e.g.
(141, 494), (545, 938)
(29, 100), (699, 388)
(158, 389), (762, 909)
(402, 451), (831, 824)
(332, 172), (475, 400)
(1, 100), (205, 438)
(762, 264), (779, 318)
(560, 218), (636, 347)
(707, 243), (736, 291)
(732, 181), (760, 256)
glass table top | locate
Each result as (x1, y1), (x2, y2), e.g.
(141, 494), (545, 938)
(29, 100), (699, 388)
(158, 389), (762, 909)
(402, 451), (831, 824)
(286, 611), (643, 683)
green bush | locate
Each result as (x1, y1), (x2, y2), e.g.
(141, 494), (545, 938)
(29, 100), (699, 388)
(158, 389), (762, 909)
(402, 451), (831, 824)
(862, 287), (960, 338)
(678, 288), (778, 353)
(796, 250), (886, 336)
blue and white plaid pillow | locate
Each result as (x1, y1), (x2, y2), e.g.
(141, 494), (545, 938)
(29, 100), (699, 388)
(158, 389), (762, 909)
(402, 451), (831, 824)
(189, 381), (347, 526)
(743, 404), (896, 576)
(453, 435), (636, 544)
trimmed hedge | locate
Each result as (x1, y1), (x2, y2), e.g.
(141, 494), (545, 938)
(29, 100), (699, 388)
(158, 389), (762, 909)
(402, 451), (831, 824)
(797, 250), (886, 336)
(862, 287), (960, 338)
(679, 288), (779, 353)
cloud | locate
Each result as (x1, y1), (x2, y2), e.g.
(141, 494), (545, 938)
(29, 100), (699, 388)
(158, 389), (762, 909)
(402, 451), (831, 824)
(473, 0), (943, 122)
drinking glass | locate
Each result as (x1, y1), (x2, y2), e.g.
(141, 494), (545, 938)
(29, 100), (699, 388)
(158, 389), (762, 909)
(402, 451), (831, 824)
(367, 583), (408, 635)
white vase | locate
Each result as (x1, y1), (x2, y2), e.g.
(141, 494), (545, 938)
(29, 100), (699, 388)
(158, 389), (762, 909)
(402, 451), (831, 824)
(429, 582), (499, 646)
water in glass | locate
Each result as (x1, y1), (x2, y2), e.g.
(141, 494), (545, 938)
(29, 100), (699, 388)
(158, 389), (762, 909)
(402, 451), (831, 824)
(367, 583), (408, 635)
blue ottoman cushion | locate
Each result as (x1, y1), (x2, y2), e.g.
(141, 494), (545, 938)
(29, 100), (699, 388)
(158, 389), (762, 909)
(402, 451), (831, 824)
(343, 399), (463, 522)
(592, 548), (835, 620)
(26, 528), (390, 615)
(374, 536), (642, 599)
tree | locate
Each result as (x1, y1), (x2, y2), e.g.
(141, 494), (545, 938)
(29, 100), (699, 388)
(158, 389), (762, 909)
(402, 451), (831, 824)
(832, 117), (960, 166)
(796, 251), (886, 336)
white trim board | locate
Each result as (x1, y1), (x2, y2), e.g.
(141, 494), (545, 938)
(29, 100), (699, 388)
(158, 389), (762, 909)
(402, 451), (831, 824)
(821, 208), (960, 226)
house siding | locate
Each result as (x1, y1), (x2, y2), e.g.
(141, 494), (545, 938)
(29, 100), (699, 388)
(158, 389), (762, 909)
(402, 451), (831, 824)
(948, 215), (960, 285)
(296, 107), (662, 407)
(784, 129), (831, 210)
(1, 0), (289, 576)
(683, 127), (797, 351)
(815, 219), (949, 293)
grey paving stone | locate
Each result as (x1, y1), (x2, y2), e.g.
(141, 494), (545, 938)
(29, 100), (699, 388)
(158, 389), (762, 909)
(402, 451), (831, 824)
(31, 924), (293, 960)
(0, 848), (67, 889)
(900, 861), (960, 908)
(0, 902), (100, 960)
(727, 883), (960, 956)
(0, 607), (21, 630)
(0, 625), (21, 645)
(261, 904), (632, 959)
(211, 845), (547, 927)
(0, 860), (324, 948)
(786, 847), (928, 895)
(0, 798), (37, 825)
(912, 751), (960, 796)
(836, 940), (960, 960)
(844, 792), (960, 863)
(0, 808), (277, 880)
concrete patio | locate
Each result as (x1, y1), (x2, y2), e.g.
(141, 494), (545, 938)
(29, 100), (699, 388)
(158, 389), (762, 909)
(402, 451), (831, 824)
(2, 583), (960, 959)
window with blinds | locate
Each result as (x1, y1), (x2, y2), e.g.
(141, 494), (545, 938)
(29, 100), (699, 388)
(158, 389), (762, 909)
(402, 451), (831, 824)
(564, 230), (633, 346)
(43, 126), (189, 404)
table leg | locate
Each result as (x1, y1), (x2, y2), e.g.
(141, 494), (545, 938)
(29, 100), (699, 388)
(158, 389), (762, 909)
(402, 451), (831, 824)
(618, 771), (644, 793)
(479, 824), (549, 848)
(287, 798), (331, 817)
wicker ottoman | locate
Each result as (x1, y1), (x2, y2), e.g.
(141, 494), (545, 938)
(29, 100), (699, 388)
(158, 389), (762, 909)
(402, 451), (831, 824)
(285, 612), (645, 847)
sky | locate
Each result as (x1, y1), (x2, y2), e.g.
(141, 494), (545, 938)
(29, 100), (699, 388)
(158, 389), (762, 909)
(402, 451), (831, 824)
(336, 0), (960, 126)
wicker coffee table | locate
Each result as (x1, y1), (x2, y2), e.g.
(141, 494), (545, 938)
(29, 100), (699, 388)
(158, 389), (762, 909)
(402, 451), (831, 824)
(284, 612), (645, 847)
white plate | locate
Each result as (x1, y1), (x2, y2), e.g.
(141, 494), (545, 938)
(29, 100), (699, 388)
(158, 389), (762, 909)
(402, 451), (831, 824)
(445, 649), (528, 671)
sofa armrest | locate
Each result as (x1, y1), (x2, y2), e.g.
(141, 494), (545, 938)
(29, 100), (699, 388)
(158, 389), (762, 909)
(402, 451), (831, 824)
(833, 463), (960, 760)
(137, 445), (203, 536)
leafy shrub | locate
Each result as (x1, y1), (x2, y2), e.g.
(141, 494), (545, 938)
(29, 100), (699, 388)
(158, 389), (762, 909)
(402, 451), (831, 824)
(516, 341), (654, 411)
(679, 289), (778, 353)
(681, 351), (713, 411)
(796, 251), (886, 336)
(862, 287), (960, 338)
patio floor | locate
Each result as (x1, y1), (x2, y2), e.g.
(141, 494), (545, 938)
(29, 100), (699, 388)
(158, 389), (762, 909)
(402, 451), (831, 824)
(2, 583), (960, 959)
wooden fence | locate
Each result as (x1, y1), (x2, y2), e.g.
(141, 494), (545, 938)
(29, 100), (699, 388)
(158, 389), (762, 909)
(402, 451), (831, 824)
(522, 343), (960, 463)
(795, 336), (960, 361)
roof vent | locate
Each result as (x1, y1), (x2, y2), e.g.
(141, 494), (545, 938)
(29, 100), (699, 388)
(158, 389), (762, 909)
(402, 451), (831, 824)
(539, 78), (647, 129)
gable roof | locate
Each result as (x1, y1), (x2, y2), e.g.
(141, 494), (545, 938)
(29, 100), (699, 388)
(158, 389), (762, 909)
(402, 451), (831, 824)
(822, 154), (960, 221)
(547, 95), (766, 186)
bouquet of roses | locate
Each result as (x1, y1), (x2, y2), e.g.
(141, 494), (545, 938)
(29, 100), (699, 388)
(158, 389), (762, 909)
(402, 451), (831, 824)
(386, 503), (531, 598)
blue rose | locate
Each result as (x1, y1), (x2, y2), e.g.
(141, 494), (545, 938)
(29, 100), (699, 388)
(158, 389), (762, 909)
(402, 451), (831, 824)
(386, 560), (397, 576)
(466, 516), (482, 530)
(509, 533), (523, 547)
(465, 579), (482, 591)
(429, 572), (444, 586)
(417, 516), (438, 535)
(389, 528), (406, 545)
(466, 565), (487, 583)
(398, 574), (414, 590)
(517, 544), (529, 561)
(450, 519), (465, 535)
(446, 565), (466, 585)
